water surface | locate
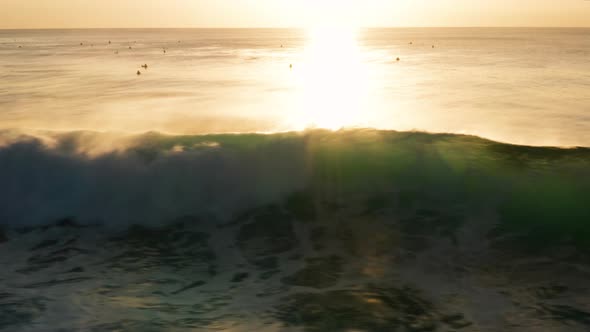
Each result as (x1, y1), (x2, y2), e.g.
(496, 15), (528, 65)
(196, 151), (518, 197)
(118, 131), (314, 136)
(1, 28), (589, 146)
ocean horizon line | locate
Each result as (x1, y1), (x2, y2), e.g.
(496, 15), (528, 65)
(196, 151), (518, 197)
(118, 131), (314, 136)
(2, 26), (590, 31)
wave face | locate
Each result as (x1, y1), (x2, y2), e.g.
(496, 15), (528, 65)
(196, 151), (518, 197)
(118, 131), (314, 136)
(0, 130), (308, 227)
(1, 129), (590, 331)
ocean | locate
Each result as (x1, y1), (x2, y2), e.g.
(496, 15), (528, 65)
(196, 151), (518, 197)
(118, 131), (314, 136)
(0, 29), (590, 331)
(1, 28), (589, 146)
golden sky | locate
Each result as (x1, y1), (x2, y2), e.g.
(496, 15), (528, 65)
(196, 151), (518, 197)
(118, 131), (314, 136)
(1, 0), (589, 28)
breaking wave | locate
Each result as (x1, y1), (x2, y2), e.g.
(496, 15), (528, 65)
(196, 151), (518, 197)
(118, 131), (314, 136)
(1, 128), (589, 243)
(1, 129), (590, 331)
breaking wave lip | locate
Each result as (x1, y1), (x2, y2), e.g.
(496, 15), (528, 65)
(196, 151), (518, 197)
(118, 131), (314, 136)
(0, 128), (589, 245)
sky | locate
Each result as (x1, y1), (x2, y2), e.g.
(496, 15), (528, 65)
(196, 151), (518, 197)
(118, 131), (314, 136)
(1, 0), (589, 29)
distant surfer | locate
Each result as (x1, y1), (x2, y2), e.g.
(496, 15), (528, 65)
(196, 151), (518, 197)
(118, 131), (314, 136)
(137, 70), (141, 75)
(141, 64), (148, 69)
(396, 57), (400, 61)
(290, 64), (293, 70)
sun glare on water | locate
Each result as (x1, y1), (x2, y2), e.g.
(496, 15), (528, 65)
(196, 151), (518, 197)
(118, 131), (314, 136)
(290, 26), (371, 130)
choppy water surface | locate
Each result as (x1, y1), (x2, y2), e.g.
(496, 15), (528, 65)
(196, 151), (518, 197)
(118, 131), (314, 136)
(0, 130), (590, 331)
(0, 28), (589, 146)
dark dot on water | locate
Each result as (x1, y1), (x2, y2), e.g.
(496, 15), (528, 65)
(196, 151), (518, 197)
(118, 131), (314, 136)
(137, 70), (141, 75)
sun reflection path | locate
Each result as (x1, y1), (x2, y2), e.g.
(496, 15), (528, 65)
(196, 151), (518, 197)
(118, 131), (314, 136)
(289, 27), (372, 130)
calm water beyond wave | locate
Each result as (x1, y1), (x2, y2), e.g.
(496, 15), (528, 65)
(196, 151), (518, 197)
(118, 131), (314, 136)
(1, 28), (589, 146)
